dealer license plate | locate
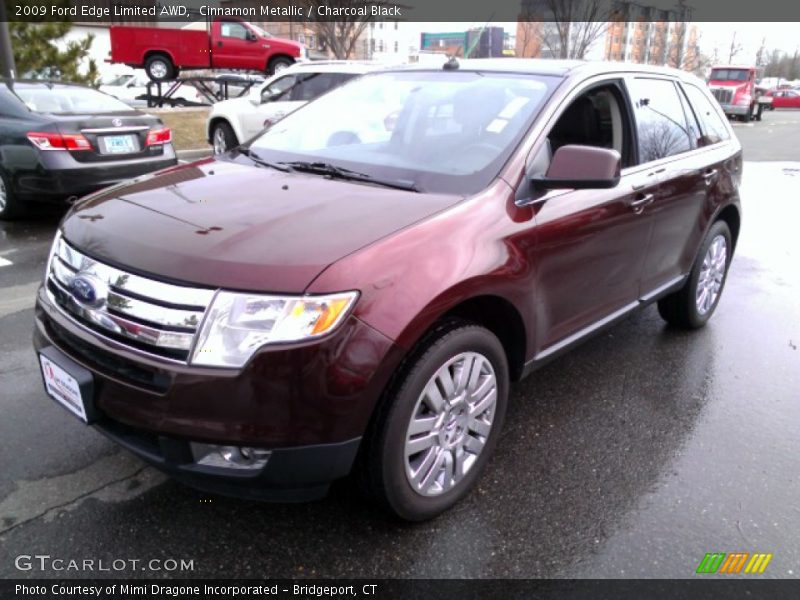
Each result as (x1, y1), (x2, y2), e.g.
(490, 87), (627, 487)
(39, 353), (89, 422)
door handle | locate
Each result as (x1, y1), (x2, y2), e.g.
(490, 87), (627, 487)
(630, 193), (654, 213)
(703, 168), (718, 185)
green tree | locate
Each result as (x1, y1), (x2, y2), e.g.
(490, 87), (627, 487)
(8, 0), (99, 85)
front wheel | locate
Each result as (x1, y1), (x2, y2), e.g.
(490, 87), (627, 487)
(211, 121), (238, 155)
(362, 321), (509, 521)
(658, 220), (732, 329)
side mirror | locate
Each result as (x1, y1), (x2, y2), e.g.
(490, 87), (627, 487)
(533, 145), (621, 190)
(246, 31), (257, 42)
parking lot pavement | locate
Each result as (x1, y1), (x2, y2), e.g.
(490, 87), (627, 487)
(731, 108), (800, 161)
(1, 143), (798, 579)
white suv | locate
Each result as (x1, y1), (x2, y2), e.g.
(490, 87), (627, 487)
(207, 62), (378, 154)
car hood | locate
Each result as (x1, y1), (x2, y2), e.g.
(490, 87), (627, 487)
(61, 158), (461, 293)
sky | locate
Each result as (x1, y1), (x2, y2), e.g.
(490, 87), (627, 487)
(408, 21), (800, 62)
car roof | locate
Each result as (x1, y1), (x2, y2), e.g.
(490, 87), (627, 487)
(385, 58), (707, 85)
(284, 61), (386, 75)
(0, 79), (92, 90)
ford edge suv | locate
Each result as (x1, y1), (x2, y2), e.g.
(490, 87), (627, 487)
(33, 60), (742, 520)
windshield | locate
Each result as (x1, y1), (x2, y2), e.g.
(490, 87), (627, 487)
(710, 69), (750, 82)
(249, 70), (557, 194)
(15, 86), (133, 114)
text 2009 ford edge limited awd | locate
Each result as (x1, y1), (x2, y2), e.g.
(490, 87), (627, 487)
(34, 60), (742, 520)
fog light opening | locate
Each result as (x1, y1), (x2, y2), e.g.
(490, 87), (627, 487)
(190, 443), (271, 470)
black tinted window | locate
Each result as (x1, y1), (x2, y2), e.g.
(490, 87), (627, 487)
(682, 83), (730, 145)
(290, 73), (350, 102)
(628, 78), (692, 163)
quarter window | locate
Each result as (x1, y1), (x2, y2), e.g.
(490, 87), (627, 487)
(628, 78), (693, 163)
(681, 83), (730, 145)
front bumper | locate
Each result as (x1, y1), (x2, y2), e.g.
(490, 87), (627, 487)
(33, 285), (403, 500)
(719, 103), (750, 116)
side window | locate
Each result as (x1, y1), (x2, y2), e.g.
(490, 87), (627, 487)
(261, 75), (296, 103)
(220, 22), (248, 40)
(627, 78), (692, 163)
(681, 83), (730, 145)
(289, 73), (343, 102)
(545, 82), (632, 169)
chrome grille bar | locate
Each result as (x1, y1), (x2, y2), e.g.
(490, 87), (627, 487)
(47, 234), (214, 359)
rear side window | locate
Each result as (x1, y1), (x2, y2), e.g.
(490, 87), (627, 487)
(681, 83), (730, 145)
(627, 78), (693, 163)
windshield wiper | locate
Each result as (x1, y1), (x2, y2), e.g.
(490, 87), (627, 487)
(237, 147), (292, 172)
(279, 161), (419, 192)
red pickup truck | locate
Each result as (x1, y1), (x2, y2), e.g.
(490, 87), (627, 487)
(109, 19), (305, 81)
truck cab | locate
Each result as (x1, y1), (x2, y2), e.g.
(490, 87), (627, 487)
(707, 65), (766, 121)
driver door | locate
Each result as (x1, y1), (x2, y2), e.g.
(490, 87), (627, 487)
(527, 80), (658, 355)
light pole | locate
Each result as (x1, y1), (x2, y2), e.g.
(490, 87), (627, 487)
(0, 1), (16, 79)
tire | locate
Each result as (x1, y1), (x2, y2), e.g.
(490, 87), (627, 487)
(0, 170), (24, 221)
(211, 121), (238, 155)
(657, 220), (732, 329)
(268, 56), (294, 75)
(361, 320), (509, 521)
(755, 103), (763, 121)
(746, 104), (754, 121)
(145, 54), (175, 82)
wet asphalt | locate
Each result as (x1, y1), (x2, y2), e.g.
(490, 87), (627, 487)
(0, 113), (798, 579)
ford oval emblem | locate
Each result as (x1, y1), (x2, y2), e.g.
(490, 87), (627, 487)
(69, 273), (108, 308)
(112, 118), (123, 127)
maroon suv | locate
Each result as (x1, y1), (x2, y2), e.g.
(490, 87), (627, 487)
(34, 60), (741, 520)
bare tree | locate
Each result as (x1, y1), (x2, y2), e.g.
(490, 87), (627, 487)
(755, 37), (767, 67)
(515, 21), (541, 58)
(524, 0), (609, 60)
(303, 0), (391, 59)
(727, 31), (743, 64)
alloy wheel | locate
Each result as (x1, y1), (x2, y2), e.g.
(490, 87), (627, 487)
(150, 60), (168, 80)
(404, 352), (497, 497)
(696, 234), (727, 315)
(213, 128), (227, 154)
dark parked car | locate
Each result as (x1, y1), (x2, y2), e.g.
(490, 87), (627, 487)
(33, 60), (741, 520)
(0, 80), (177, 219)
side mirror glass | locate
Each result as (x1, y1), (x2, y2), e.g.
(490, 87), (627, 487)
(533, 145), (621, 190)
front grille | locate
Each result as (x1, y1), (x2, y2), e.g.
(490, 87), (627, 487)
(711, 87), (733, 105)
(46, 233), (214, 362)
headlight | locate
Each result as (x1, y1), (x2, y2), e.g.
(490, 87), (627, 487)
(191, 291), (358, 367)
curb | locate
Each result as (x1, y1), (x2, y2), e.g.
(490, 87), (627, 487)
(177, 148), (212, 161)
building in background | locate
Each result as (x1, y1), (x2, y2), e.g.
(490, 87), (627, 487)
(605, 0), (698, 69)
(420, 27), (506, 59)
(515, 0), (697, 71)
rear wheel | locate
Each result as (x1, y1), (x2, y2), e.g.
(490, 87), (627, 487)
(268, 56), (294, 75)
(0, 171), (24, 221)
(658, 220), (732, 329)
(145, 54), (176, 81)
(211, 121), (238, 155)
(361, 321), (509, 521)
